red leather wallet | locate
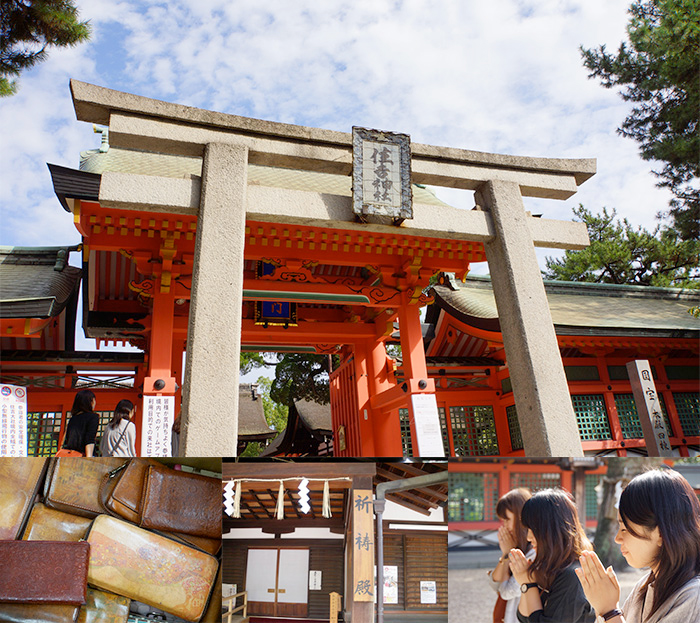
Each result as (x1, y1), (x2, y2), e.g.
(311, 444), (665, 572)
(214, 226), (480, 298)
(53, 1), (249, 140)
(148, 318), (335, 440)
(0, 540), (90, 605)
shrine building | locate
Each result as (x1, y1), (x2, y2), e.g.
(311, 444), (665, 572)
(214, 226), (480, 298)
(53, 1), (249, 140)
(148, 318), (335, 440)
(222, 460), (447, 623)
(1, 80), (697, 458)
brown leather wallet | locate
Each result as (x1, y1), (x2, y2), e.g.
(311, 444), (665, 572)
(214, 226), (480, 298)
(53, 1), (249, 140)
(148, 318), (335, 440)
(86, 514), (218, 622)
(0, 458), (48, 540)
(44, 457), (127, 518)
(0, 541), (89, 605)
(22, 502), (93, 541)
(99, 458), (159, 523)
(140, 463), (222, 539)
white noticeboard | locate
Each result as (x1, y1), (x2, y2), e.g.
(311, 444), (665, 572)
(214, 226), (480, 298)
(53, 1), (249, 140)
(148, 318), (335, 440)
(420, 581), (437, 604)
(309, 570), (322, 590)
(141, 395), (175, 457)
(411, 394), (445, 457)
(0, 384), (28, 457)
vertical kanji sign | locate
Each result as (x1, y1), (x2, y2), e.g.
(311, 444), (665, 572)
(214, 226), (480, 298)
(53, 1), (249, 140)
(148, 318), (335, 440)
(352, 127), (412, 221)
(141, 395), (175, 456)
(626, 360), (674, 457)
(0, 384), (28, 456)
(352, 489), (375, 602)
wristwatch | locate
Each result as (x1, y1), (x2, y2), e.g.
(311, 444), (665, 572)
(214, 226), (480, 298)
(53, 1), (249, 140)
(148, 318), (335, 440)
(520, 582), (538, 593)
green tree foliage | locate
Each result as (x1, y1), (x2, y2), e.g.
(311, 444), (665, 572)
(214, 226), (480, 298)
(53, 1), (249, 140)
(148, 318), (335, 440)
(544, 205), (699, 288)
(581, 0), (700, 240)
(269, 353), (333, 406)
(580, 0), (700, 240)
(1, 0), (90, 96)
(239, 351), (271, 376)
(256, 375), (289, 434)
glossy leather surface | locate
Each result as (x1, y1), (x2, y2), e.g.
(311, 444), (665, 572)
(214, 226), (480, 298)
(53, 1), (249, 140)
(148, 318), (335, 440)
(44, 457), (127, 518)
(101, 458), (159, 523)
(22, 502), (92, 541)
(77, 588), (130, 623)
(87, 515), (218, 621)
(0, 458), (48, 539)
(0, 603), (79, 622)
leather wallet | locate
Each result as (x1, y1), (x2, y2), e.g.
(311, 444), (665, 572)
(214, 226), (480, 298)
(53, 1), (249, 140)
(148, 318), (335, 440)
(169, 531), (222, 556)
(86, 514), (219, 622)
(0, 540), (89, 605)
(22, 502), (93, 541)
(0, 604), (80, 623)
(99, 458), (158, 523)
(44, 457), (127, 518)
(77, 588), (130, 623)
(140, 463), (222, 539)
(0, 457), (48, 540)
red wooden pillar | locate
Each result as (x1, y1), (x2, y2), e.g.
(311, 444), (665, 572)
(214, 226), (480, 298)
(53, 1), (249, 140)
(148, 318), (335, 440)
(140, 287), (178, 456)
(367, 340), (403, 457)
(397, 300), (439, 456)
(144, 288), (177, 394)
(398, 302), (430, 383)
(352, 341), (376, 457)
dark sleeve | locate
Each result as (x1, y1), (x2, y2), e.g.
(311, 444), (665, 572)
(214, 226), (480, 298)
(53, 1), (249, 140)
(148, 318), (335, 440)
(518, 568), (595, 623)
(84, 412), (99, 446)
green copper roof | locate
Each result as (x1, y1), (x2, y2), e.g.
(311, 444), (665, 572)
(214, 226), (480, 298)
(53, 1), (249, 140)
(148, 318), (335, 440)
(430, 274), (700, 336)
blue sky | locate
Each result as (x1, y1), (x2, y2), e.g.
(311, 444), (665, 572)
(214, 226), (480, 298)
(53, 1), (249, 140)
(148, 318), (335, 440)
(0, 0), (675, 354)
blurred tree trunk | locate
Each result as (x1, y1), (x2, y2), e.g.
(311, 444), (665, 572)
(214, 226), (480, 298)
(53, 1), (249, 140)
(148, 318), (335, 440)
(593, 457), (664, 568)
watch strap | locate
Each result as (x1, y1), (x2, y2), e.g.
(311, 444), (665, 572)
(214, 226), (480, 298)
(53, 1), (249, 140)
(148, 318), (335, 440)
(602, 608), (623, 621)
(521, 582), (538, 593)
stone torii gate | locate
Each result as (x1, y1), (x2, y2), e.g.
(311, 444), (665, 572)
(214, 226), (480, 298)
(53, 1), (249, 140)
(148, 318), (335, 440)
(69, 80), (594, 457)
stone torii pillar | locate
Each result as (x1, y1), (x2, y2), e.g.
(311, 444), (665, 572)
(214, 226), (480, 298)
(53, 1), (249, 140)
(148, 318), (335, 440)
(477, 180), (583, 456)
(181, 143), (248, 456)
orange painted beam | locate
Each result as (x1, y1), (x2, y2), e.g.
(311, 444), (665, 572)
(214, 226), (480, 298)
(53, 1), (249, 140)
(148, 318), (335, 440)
(241, 319), (377, 344)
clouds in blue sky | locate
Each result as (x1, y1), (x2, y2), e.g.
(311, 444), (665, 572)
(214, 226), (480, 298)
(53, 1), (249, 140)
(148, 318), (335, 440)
(1, 0), (672, 254)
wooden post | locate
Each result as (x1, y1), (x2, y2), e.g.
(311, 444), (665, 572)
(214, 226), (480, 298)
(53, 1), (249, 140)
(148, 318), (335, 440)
(626, 360), (674, 457)
(368, 340), (403, 456)
(329, 592), (342, 623)
(398, 302), (444, 457)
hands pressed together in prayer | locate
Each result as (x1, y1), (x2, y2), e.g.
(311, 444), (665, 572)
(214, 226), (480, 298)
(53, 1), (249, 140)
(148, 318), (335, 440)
(509, 548), (535, 586)
(498, 525), (517, 555)
(575, 550), (623, 620)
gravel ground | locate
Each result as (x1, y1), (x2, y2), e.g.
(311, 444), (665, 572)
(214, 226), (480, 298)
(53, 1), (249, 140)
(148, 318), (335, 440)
(448, 561), (646, 623)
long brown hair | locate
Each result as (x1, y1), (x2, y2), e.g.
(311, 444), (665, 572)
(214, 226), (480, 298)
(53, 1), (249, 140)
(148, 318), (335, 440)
(619, 469), (700, 620)
(521, 489), (593, 588)
(107, 399), (134, 430)
(496, 487), (532, 552)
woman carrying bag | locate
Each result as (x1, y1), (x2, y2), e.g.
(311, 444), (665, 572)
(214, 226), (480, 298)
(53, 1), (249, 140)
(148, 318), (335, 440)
(100, 399), (137, 457)
(55, 389), (99, 457)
